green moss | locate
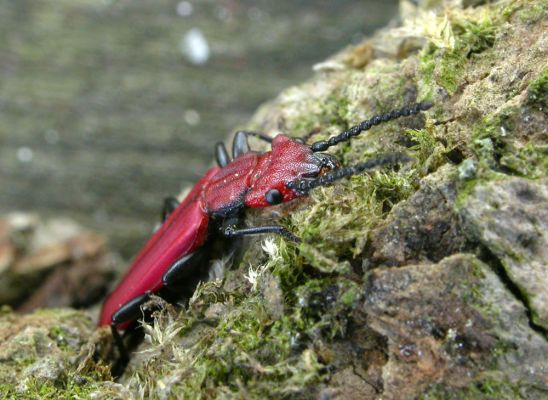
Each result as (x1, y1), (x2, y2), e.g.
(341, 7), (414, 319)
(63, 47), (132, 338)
(406, 129), (436, 163)
(124, 240), (369, 398)
(404, 127), (448, 175)
(327, 95), (351, 126)
(126, 276), (327, 399)
(499, 144), (548, 178)
(514, 0), (548, 24)
(9, 374), (110, 400)
(271, 238), (307, 298)
(418, 50), (436, 100)
(288, 173), (392, 268)
(419, 11), (497, 95)
(47, 326), (70, 350)
(470, 111), (548, 178)
(420, 377), (527, 400)
(340, 285), (360, 307)
(294, 279), (361, 339)
(0, 384), (16, 399)
(421, 48), (464, 95)
(527, 67), (548, 108)
(501, 1), (522, 20)
(474, 110), (516, 139)
(192, 319), (322, 397)
(457, 18), (497, 57)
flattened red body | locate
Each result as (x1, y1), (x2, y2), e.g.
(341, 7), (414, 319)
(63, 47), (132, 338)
(99, 168), (218, 327)
(100, 135), (320, 328)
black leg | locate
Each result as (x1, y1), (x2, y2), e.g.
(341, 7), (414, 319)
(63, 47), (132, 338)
(232, 130), (274, 159)
(232, 131), (250, 159)
(221, 221), (300, 243)
(215, 142), (231, 167)
(162, 197), (180, 222)
(236, 130), (273, 144)
(111, 292), (151, 327)
(109, 292), (152, 377)
(110, 326), (129, 377)
(162, 248), (208, 288)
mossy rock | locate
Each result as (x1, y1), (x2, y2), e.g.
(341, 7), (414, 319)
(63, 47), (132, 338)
(0, 308), (115, 399)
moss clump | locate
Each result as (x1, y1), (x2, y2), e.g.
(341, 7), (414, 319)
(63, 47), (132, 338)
(124, 237), (339, 397)
(471, 110), (548, 178)
(499, 144), (548, 178)
(404, 127), (447, 174)
(285, 119), (444, 270)
(420, 377), (529, 400)
(293, 279), (362, 340)
(125, 237), (367, 399)
(127, 290), (325, 399)
(287, 169), (414, 271)
(269, 238), (307, 300)
(419, 9), (497, 95)
(507, 0), (548, 24)
(0, 308), (113, 399)
(527, 67), (548, 109)
(2, 374), (113, 400)
(324, 94), (351, 127)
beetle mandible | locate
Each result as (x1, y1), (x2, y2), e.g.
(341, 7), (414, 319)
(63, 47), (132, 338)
(99, 101), (432, 336)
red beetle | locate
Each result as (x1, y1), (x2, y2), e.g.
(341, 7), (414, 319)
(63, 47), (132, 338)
(100, 102), (432, 335)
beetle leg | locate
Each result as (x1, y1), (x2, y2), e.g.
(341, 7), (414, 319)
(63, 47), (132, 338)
(237, 130), (273, 144)
(111, 291), (152, 327)
(221, 222), (300, 243)
(110, 326), (129, 375)
(232, 130), (273, 159)
(162, 247), (209, 289)
(215, 142), (231, 167)
(162, 197), (180, 221)
(108, 292), (153, 374)
(232, 131), (251, 159)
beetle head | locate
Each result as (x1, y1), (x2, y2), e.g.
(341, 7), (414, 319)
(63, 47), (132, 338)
(244, 135), (337, 208)
(244, 102), (432, 209)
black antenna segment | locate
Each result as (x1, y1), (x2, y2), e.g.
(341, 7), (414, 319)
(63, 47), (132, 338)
(310, 101), (433, 152)
(287, 153), (412, 195)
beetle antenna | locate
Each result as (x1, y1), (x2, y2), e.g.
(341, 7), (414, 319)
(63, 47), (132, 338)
(287, 153), (411, 195)
(310, 101), (432, 152)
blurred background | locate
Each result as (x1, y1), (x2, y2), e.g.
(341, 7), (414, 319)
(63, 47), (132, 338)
(0, 0), (399, 257)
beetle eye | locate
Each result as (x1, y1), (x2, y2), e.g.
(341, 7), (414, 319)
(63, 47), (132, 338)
(265, 189), (283, 205)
